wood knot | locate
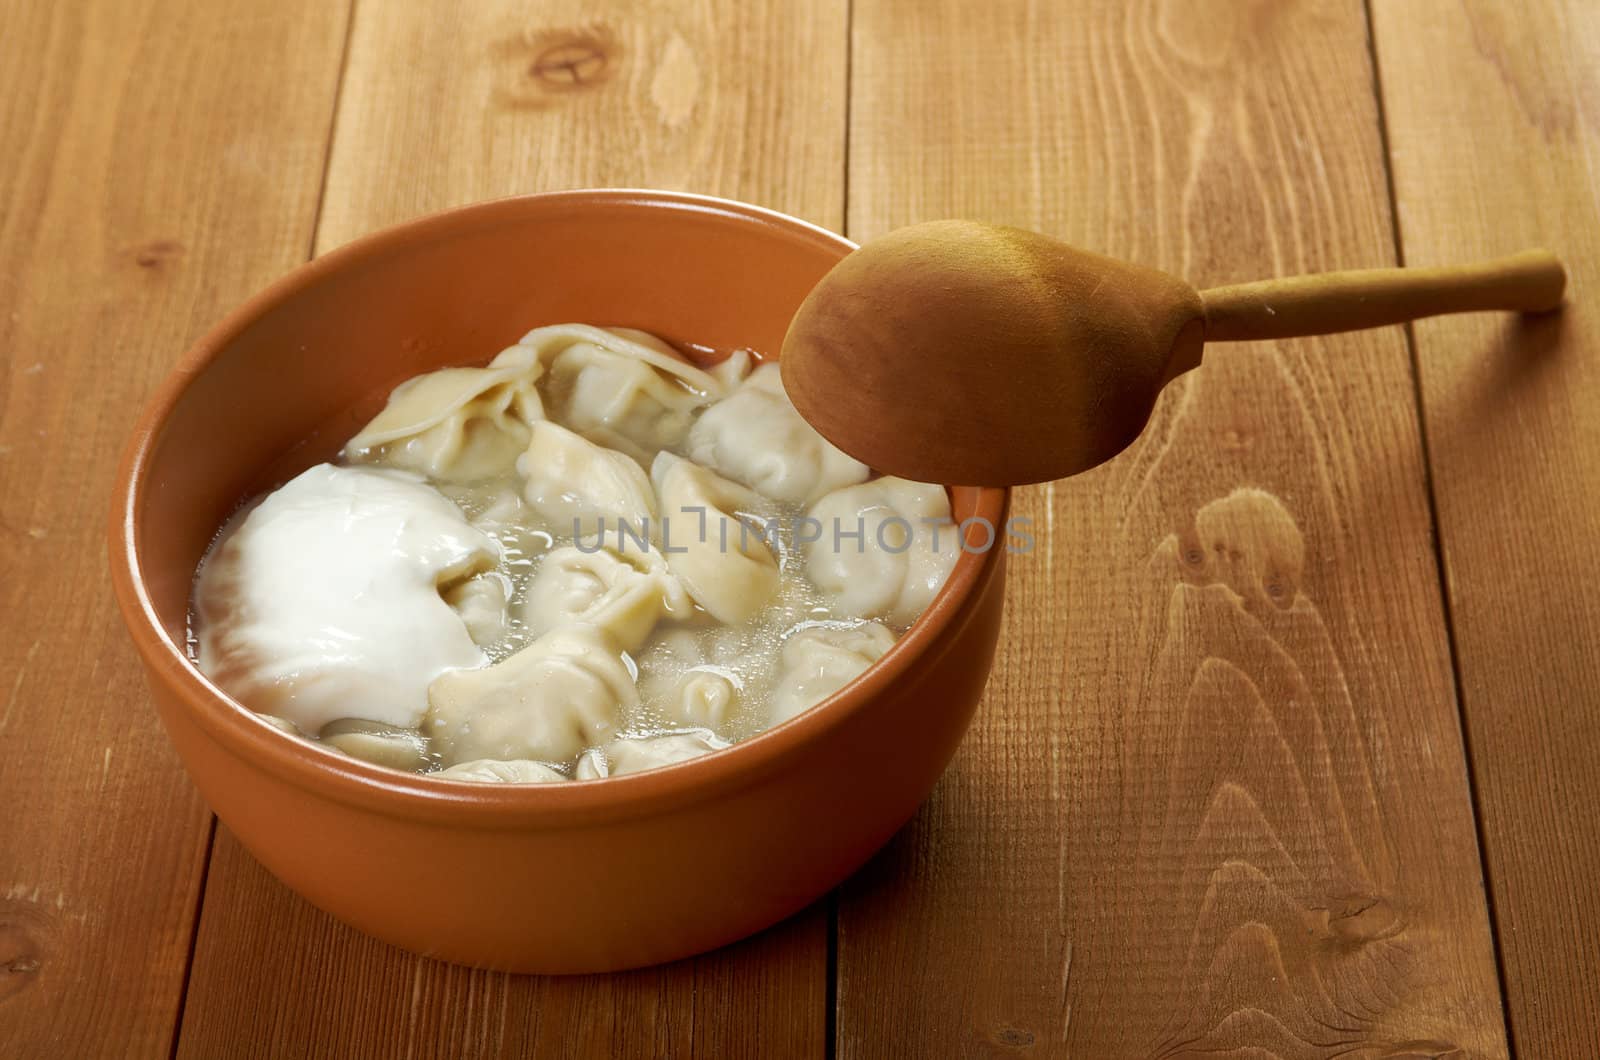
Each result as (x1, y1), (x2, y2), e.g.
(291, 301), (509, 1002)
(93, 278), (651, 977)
(132, 239), (183, 270)
(991, 1024), (1036, 1048)
(1306, 893), (1405, 947)
(1172, 488), (1304, 609)
(0, 917), (44, 1002)
(493, 26), (619, 109)
(531, 42), (608, 86)
(1218, 425), (1253, 453)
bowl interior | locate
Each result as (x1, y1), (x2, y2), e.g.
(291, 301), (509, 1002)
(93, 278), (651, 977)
(135, 192), (889, 641)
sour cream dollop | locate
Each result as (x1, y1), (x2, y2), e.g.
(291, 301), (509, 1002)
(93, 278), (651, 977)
(194, 463), (498, 733)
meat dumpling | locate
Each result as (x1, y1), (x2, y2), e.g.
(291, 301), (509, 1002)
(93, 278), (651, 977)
(254, 713), (303, 736)
(343, 346), (544, 482)
(552, 349), (705, 464)
(686, 362), (868, 504)
(320, 718), (431, 771)
(442, 572), (511, 648)
(515, 323), (733, 395)
(436, 759), (569, 784)
(424, 625), (636, 765)
(648, 669), (738, 733)
(636, 627), (763, 732)
(705, 348), (755, 391)
(539, 328), (746, 464)
(520, 537), (691, 651)
(804, 477), (958, 627)
(770, 621), (896, 723)
(521, 421), (658, 539)
(575, 730), (730, 778)
(651, 453), (779, 624)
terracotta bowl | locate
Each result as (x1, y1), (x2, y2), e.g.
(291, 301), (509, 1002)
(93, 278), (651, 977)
(109, 190), (1011, 974)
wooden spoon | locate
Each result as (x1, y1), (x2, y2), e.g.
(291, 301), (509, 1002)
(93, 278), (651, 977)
(779, 221), (1566, 485)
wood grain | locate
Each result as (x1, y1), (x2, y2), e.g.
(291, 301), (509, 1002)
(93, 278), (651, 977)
(840, 0), (1508, 1054)
(173, 1), (847, 1055)
(1371, 1), (1600, 1054)
(0, 0), (350, 1055)
(178, 833), (825, 1060)
(315, 0), (848, 250)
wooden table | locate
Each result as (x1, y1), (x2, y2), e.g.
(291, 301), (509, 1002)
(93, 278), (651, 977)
(4, 1), (1597, 1055)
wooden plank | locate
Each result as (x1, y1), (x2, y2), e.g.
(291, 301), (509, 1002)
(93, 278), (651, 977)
(174, 1), (846, 1055)
(1370, 2), (1600, 1054)
(0, 0), (351, 1055)
(840, 0), (1510, 1054)
(314, 0), (846, 250)
(180, 833), (826, 1059)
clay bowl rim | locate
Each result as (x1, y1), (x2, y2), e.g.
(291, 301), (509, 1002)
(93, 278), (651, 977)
(109, 188), (1010, 829)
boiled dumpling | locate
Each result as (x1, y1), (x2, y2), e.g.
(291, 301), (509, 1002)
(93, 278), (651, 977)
(651, 453), (779, 624)
(805, 477), (958, 627)
(543, 337), (737, 462)
(770, 621), (896, 723)
(707, 349), (754, 391)
(574, 748), (608, 780)
(194, 464), (497, 733)
(686, 362), (869, 504)
(344, 347), (544, 482)
(254, 713), (303, 736)
(520, 421), (658, 539)
(320, 718), (431, 771)
(609, 730), (730, 775)
(515, 323), (732, 394)
(442, 572), (510, 647)
(552, 349), (705, 464)
(424, 625), (637, 765)
(660, 671), (738, 731)
(576, 730), (730, 778)
(637, 629), (751, 731)
(521, 537), (691, 651)
(530, 325), (753, 463)
(437, 759), (568, 783)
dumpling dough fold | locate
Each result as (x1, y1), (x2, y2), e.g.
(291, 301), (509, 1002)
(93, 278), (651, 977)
(637, 627), (767, 733)
(770, 622), (896, 723)
(687, 362), (869, 504)
(805, 477), (958, 627)
(521, 421), (658, 539)
(539, 330), (750, 464)
(436, 759), (569, 784)
(424, 625), (637, 765)
(521, 537), (691, 651)
(651, 453), (779, 624)
(575, 730), (730, 779)
(515, 323), (734, 397)
(343, 345), (545, 482)
(442, 572), (511, 647)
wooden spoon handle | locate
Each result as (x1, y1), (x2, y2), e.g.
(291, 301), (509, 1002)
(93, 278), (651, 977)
(1199, 249), (1566, 342)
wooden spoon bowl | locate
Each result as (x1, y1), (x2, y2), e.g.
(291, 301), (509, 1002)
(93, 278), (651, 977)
(781, 220), (1566, 485)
